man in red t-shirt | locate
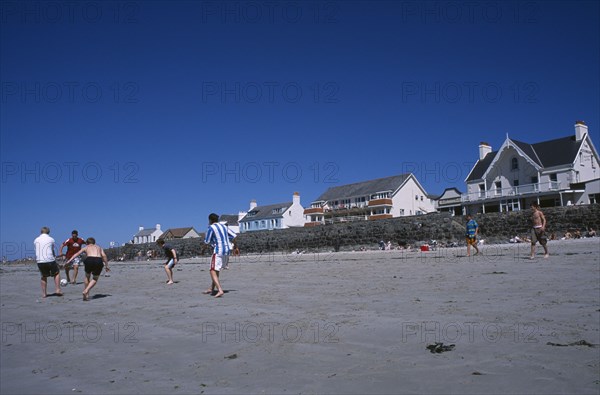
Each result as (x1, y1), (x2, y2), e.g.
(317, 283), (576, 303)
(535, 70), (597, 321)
(60, 230), (86, 284)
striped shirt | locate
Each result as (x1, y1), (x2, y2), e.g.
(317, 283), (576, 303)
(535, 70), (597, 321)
(466, 219), (478, 237)
(204, 223), (237, 255)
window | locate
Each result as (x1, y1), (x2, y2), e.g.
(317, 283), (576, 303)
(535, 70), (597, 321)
(531, 176), (538, 184)
(579, 152), (584, 165)
(272, 208), (283, 214)
(513, 180), (519, 187)
(420, 196), (423, 201)
(415, 195), (418, 200)
(590, 194), (599, 204)
(511, 157), (519, 170)
(550, 174), (557, 182)
(495, 181), (502, 195)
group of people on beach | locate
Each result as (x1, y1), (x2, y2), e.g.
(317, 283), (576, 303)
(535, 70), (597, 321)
(33, 213), (237, 300)
(33, 228), (109, 300)
(33, 205), (554, 299)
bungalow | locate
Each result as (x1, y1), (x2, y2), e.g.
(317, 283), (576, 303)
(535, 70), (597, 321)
(463, 121), (599, 213)
(133, 224), (163, 244)
(239, 192), (305, 233)
(304, 173), (436, 226)
(159, 227), (201, 241)
(436, 187), (463, 216)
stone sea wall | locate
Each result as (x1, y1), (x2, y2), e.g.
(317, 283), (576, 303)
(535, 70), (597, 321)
(106, 205), (599, 260)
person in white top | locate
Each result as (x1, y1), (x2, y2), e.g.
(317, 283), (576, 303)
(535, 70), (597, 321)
(33, 227), (63, 298)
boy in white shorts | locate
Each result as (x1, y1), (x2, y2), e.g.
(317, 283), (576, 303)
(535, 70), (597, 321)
(203, 213), (237, 298)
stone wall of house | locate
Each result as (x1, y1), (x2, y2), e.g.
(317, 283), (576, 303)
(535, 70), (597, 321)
(106, 205), (599, 259)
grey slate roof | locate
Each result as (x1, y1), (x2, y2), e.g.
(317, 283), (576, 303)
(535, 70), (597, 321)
(466, 135), (584, 182)
(466, 151), (497, 182)
(316, 174), (411, 201)
(219, 214), (239, 226)
(239, 202), (293, 222)
(134, 227), (158, 237)
(531, 135), (583, 167)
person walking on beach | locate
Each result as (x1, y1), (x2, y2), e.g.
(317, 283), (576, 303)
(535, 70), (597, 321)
(156, 239), (178, 284)
(530, 203), (549, 259)
(34, 227), (63, 298)
(60, 230), (86, 285)
(65, 238), (109, 301)
(465, 214), (480, 256)
(203, 213), (237, 298)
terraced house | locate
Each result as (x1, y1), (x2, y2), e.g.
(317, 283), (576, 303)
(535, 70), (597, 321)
(304, 173), (436, 226)
(463, 121), (600, 214)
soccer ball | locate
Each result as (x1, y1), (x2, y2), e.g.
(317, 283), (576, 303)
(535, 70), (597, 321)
(60, 279), (68, 286)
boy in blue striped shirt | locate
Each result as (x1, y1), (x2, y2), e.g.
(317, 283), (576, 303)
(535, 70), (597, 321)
(465, 214), (480, 257)
(203, 213), (237, 298)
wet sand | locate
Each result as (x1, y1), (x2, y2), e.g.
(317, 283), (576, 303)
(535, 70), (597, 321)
(1, 239), (599, 394)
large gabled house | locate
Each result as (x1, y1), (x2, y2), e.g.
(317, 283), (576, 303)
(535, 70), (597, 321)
(463, 121), (600, 214)
(304, 173), (436, 226)
(238, 192), (305, 233)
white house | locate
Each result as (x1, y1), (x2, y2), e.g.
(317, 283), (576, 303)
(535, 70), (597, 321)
(159, 227), (201, 241)
(133, 224), (163, 244)
(304, 173), (436, 226)
(239, 192), (306, 233)
(463, 121), (600, 213)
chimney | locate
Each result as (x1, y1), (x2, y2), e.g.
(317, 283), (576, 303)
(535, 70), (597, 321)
(575, 120), (587, 141)
(139, 226), (144, 231)
(479, 142), (492, 160)
(293, 191), (300, 205)
(156, 224), (161, 230)
(249, 199), (257, 210)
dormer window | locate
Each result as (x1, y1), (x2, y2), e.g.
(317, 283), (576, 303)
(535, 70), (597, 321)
(247, 211), (257, 217)
(272, 208), (283, 215)
(511, 157), (519, 170)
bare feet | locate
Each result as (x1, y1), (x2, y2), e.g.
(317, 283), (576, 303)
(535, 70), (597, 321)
(214, 291), (224, 298)
(544, 254), (549, 259)
(529, 256), (535, 260)
(82, 292), (88, 301)
(166, 280), (174, 285)
(55, 292), (63, 296)
(202, 289), (213, 295)
(42, 294), (47, 298)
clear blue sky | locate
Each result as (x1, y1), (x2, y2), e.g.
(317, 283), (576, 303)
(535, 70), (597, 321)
(1, 1), (599, 258)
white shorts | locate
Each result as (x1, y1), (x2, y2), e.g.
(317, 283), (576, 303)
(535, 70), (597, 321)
(165, 259), (175, 269)
(211, 254), (229, 272)
(67, 257), (81, 267)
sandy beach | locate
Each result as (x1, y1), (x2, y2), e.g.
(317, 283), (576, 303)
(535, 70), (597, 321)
(1, 238), (599, 394)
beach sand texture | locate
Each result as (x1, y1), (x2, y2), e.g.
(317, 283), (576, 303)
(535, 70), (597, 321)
(1, 239), (599, 394)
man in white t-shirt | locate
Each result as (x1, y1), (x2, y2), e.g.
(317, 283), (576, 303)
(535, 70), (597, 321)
(33, 227), (63, 298)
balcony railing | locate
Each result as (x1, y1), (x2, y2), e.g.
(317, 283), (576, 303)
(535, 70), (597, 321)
(367, 198), (393, 207)
(303, 207), (324, 215)
(462, 181), (562, 202)
(324, 215), (368, 224)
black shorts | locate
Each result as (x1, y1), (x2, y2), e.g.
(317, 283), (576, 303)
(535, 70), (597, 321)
(84, 257), (104, 276)
(37, 261), (60, 277)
